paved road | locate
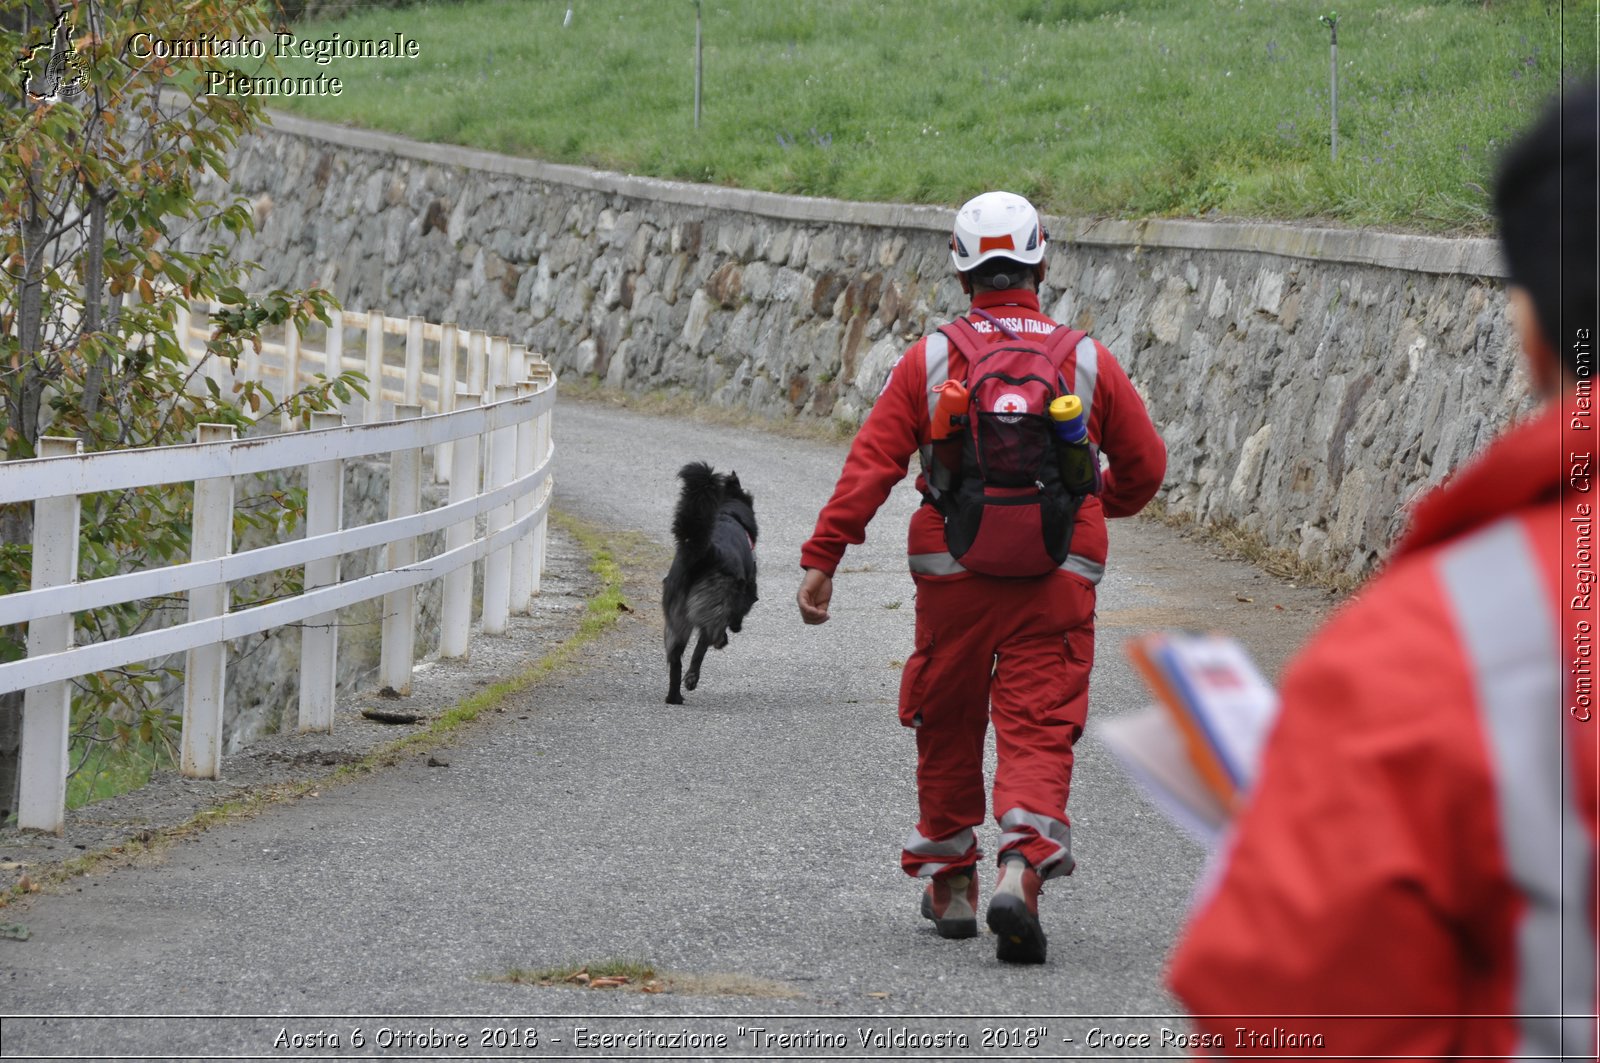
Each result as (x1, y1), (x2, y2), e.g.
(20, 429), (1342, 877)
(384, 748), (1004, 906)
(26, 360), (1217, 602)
(0, 397), (1333, 1058)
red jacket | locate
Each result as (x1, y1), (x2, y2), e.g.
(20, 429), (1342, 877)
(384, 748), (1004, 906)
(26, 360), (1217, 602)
(1168, 399), (1598, 1060)
(800, 290), (1166, 580)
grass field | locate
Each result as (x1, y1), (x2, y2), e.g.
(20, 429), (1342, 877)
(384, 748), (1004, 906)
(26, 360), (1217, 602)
(262, 1), (1590, 232)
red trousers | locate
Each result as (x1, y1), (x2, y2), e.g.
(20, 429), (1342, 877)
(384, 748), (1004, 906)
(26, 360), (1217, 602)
(898, 569), (1095, 882)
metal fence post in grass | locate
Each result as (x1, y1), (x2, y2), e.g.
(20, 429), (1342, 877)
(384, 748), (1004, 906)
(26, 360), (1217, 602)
(481, 385), (519, 636)
(694, 0), (703, 130)
(1320, 11), (1339, 163)
(379, 404), (424, 695)
(182, 423), (235, 780)
(17, 436), (82, 832)
(298, 411), (345, 733)
(441, 392), (482, 659)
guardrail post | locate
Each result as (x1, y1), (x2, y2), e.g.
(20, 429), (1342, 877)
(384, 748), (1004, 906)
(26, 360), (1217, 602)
(435, 321), (459, 485)
(404, 314), (424, 408)
(17, 437), (82, 832)
(510, 381), (537, 615)
(177, 300), (202, 395)
(481, 385), (518, 636)
(440, 392), (482, 658)
(298, 411), (344, 732)
(240, 312), (262, 386)
(379, 404), (424, 694)
(326, 316), (348, 420)
(364, 309), (384, 423)
(509, 343), (528, 389)
(188, 299), (225, 397)
(467, 330), (487, 400)
(489, 335), (510, 394)
(182, 423), (235, 779)
(528, 358), (554, 595)
(280, 319), (302, 433)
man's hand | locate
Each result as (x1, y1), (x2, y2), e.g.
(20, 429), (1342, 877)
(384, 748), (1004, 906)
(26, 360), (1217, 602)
(797, 568), (833, 625)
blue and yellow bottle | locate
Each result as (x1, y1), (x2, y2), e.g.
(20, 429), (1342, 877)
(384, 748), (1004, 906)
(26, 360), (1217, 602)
(1048, 394), (1099, 494)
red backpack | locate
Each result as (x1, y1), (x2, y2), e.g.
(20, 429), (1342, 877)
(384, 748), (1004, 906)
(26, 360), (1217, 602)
(925, 313), (1092, 578)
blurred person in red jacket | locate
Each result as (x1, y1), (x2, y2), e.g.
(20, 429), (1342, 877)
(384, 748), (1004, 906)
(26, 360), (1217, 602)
(797, 191), (1166, 964)
(1168, 85), (1598, 1058)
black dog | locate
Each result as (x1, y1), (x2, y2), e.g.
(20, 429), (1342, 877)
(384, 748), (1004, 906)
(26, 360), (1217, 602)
(663, 462), (758, 705)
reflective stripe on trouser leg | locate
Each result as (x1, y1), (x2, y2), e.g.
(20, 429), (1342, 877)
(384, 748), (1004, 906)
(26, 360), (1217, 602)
(1439, 519), (1596, 1062)
(999, 808), (1074, 880)
(902, 826), (977, 879)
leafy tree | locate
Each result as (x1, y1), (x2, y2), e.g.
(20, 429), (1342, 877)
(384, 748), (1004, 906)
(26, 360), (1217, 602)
(0, 1), (364, 819)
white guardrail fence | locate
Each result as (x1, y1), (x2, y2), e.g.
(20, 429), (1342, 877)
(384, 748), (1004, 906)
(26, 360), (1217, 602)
(1, 307), (556, 832)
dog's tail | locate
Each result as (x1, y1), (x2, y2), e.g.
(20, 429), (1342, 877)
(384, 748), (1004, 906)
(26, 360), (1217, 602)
(672, 461), (722, 557)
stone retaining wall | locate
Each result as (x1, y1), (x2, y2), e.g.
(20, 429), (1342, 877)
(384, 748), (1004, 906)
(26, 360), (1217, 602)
(218, 111), (1522, 577)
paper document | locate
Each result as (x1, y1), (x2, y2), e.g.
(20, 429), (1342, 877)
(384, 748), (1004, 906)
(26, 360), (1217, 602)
(1107, 632), (1281, 844)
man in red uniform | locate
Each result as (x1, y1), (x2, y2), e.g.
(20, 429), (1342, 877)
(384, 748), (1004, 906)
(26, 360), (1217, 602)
(1168, 87), (1598, 1057)
(797, 191), (1166, 964)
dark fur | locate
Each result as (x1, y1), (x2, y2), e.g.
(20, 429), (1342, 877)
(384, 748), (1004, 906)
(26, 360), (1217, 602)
(663, 462), (758, 704)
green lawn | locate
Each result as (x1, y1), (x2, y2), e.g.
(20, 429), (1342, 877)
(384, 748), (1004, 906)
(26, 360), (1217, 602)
(259, 0), (1590, 232)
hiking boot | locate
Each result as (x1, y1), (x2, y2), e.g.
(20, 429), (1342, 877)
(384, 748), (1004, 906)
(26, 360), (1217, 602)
(919, 870), (978, 939)
(986, 853), (1046, 964)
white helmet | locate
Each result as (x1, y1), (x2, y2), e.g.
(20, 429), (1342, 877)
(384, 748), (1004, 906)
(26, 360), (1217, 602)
(949, 190), (1047, 273)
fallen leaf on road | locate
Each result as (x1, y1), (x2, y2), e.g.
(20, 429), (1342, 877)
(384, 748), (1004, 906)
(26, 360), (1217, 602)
(867, 991), (889, 999)
(566, 970), (591, 984)
(589, 976), (630, 989)
(1235, 595), (1253, 603)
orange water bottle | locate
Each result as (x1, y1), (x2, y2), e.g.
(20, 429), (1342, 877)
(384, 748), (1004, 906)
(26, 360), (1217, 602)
(931, 380), (968, 440)
(930, 380), (968, 476)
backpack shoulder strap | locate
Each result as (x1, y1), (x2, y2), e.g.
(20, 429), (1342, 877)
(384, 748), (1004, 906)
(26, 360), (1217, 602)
(936, 317), (990, 369)
(1041, 326), (1086, 371)
(1042, 326), (1098, 421)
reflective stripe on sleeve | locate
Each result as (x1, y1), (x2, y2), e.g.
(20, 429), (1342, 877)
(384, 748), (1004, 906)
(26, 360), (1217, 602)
(1073, 335), (1099, 424)
(1438, 518), (1596, 1062)
(918, 334), (950, 482)
(924, 333), (950, 424)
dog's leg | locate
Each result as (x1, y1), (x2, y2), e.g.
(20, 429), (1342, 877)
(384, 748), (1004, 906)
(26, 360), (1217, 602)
(684, 633), (711, 692)
(666, 630), (687, 705)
